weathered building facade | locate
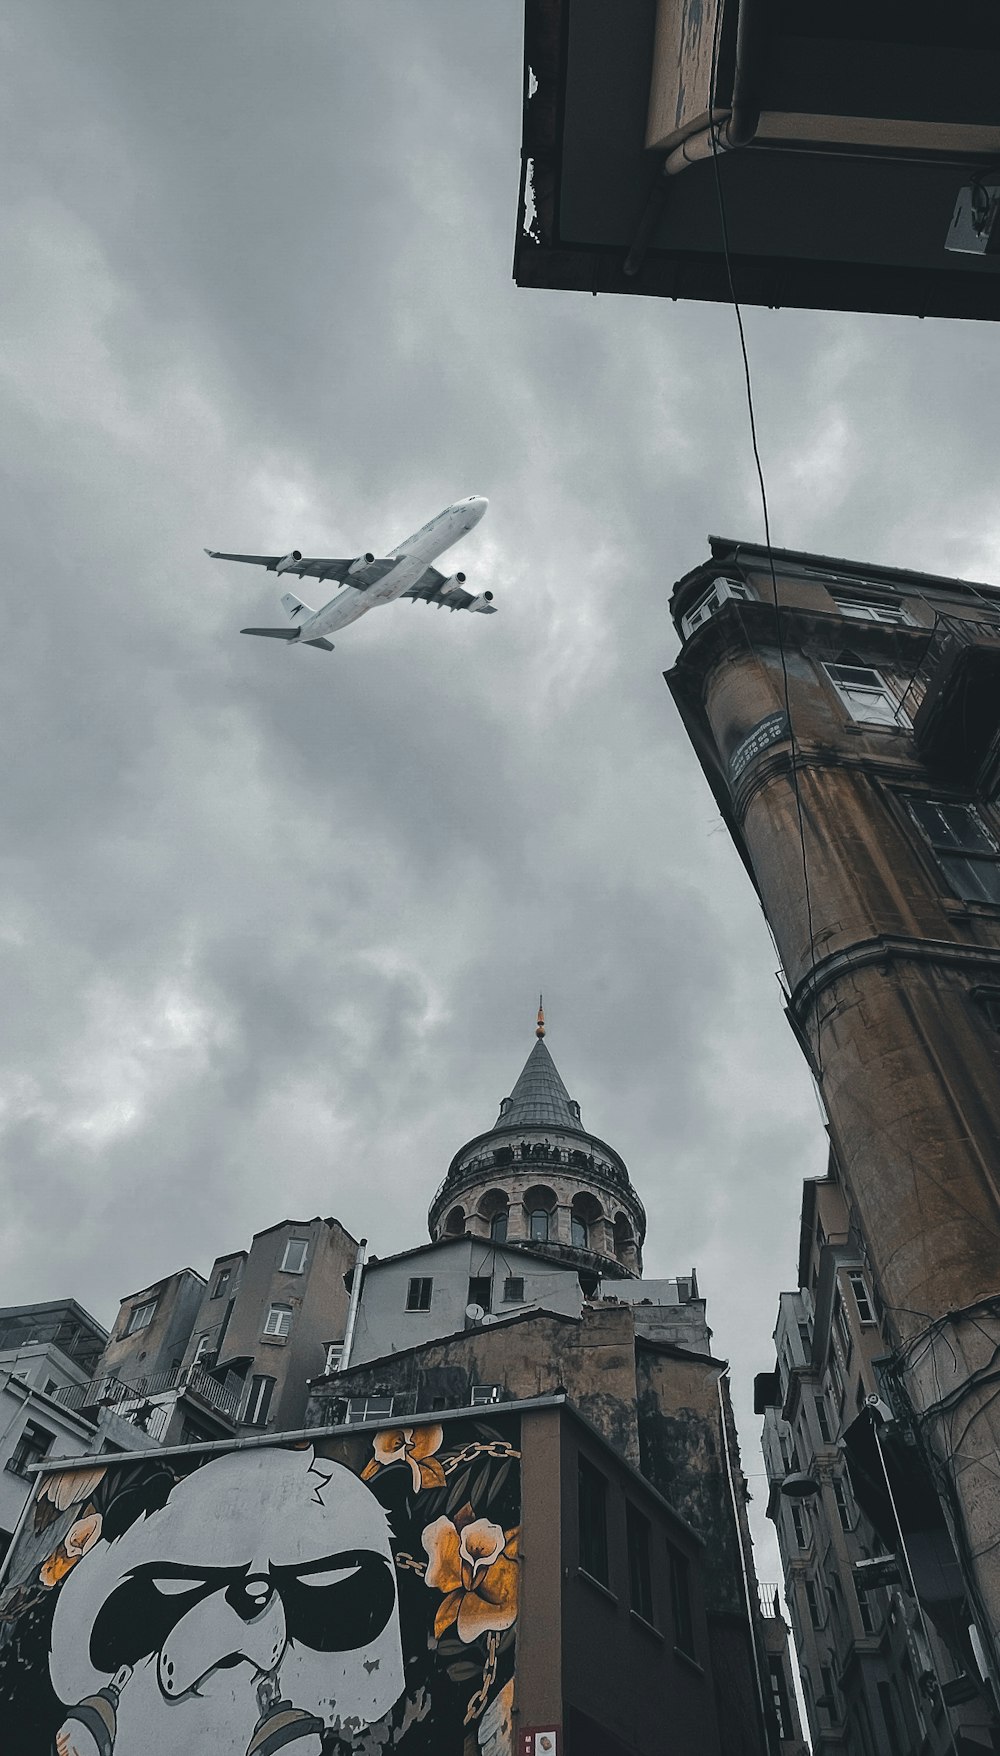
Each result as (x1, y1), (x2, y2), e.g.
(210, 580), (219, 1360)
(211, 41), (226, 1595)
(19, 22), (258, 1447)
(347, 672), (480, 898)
(666, 537), (1000, 1722)
(758, 1166), (999, 1753)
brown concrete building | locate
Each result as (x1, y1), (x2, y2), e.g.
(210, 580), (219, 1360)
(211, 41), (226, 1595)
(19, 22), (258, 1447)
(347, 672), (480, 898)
(515, 0), (1000, 322)
(666, 537), (1000, 1718)
(758, 1164), (1000, 1753)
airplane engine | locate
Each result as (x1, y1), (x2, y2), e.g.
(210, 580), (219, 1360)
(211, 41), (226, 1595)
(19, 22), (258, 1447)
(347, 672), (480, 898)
(348, 552), (375, 576)
(468, 591), (495, 613)
(438, 572), (467, 594)
(275, 550), (303, 574)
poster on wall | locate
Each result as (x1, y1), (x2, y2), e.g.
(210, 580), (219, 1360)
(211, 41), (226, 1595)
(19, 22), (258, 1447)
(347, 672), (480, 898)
(0, 1413), (520, 1756)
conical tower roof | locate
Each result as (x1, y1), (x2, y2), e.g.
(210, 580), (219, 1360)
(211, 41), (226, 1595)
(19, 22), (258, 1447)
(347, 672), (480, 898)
(501, 1037), (578, 1131)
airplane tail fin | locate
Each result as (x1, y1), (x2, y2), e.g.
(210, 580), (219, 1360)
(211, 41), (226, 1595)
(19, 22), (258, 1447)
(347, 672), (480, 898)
(281, 591), (314, 622)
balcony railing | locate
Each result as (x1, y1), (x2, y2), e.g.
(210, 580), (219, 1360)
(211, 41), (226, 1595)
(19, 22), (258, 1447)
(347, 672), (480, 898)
(54, 1364), (241, 1424)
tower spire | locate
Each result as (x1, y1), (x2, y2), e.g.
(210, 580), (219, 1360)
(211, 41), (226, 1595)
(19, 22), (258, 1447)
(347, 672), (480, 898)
(536, 994), (545, 1039)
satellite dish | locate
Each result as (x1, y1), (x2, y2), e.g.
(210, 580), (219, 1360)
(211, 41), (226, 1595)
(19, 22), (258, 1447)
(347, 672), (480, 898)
(465, 1303), (485, 1322)
(481, 1313), (500, 1326)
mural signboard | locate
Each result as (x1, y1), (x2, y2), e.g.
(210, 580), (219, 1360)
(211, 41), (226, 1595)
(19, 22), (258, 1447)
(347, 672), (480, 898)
(0, 1414), (520, 1756)
(727, 713), (789, 785)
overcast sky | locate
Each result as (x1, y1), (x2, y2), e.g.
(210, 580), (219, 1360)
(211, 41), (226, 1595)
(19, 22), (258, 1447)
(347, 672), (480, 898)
(4, 0), (999, 1585)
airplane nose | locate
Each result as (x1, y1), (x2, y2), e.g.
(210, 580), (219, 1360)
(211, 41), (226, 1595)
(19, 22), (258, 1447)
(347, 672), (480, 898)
(468, 496), (488, 520)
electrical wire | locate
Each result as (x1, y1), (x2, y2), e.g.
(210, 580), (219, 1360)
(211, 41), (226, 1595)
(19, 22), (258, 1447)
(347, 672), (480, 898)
(706, 6), (824, 1080)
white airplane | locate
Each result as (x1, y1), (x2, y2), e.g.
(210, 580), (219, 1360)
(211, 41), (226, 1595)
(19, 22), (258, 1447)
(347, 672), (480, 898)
(206, 495), (493, 652)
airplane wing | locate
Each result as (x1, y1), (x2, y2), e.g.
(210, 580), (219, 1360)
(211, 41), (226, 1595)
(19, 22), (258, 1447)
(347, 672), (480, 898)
(402, 566), (495, 612)
(206, 550), (397, 589)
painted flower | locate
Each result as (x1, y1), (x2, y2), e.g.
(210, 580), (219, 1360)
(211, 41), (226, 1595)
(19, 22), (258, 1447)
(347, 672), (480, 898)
(422, 1509), (519, 1642)
(39, 1513), (102, 1588)
(361, 1425), (446, 1492)
(38, 1467), (107, 1516)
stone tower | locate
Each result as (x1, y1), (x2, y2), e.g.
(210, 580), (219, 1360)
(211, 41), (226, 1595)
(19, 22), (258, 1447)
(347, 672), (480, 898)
(427, 1005), (645, 1286)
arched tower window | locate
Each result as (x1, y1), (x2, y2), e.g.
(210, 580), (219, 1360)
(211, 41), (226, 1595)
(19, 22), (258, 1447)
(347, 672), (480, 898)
(571, 1192), (603, 1252)
(523, 1185), (556, 1244)
(614, 1212), (635, 1261)
(444, 1206), (466, 1237)
(477, 1189), (509, 1244)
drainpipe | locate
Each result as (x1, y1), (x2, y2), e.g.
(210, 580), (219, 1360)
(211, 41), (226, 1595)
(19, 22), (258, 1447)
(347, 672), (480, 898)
(624, 0), (763, 275)
(339, 1239), (367, 1373)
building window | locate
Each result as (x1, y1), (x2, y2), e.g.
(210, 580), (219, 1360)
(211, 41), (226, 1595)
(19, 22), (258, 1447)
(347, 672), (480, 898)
(324, 1342), (343, 1374)
(529, 1209), (550, 1243)
(814, 1393), (833, 1444)
(768, 1656), (793, 1742)
(858, 1590), (877, 1635)
(242, 1374), (274, 1428)
(878, 1681), (906, 1756)
(489, 1211), (508, 1243)
(824, 662), (906, 727)
(790, 1503), (807, 1549)
(192, 1334), (213, 1365)
(680, 576), (752, 638)
(820, 1664), (838, 1723)
(833, 1478), (853, 1532)
(834, 1291), (854, 1364)
(626, 1505), (654, 1624)
(406, 1278), (433, 1312)
(281, 1239), (308, 1275)
(503, 1276), (524, 1303)
(212, 1268), (231, 1300)
(906, 797), (1000, 905)
(571, 1215), (588, 1249)
(804, 1578), (823, 1629)
(471, 1384), (504, 1405)
(847, 1270), (875, 1326)
(263, 1303), (292, 1338)
(6, 1423), (53, 1478)
(346, 1395), (395, 1424)
(832, 596), (911, 625)
(468, 1277), (492, 1314)
(669, 1545), (695, 1657)
(125, 1299), (157, 1335)
(578, 1456), (609, 1585)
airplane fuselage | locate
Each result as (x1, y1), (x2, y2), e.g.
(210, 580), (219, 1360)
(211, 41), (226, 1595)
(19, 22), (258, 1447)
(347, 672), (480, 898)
(298, 497), (487, 644)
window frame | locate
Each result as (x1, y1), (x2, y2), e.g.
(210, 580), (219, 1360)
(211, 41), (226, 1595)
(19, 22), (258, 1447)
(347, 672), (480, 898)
(489, 1211), (508, 1244)
(831, 595), (912, 626)
(6, 1422), (53, 1478)
(125, 1299), (157, 1336)
(824, 661), (908, 728)
(503, 1276), (524, 1304)
(847, 1270), (876, 1327)
(211, 1268), (232, 1300)
(680, 576), (753, 638)
(468, 1276), (492, 1314)
(528, 1208), (550, 1243)
(570, 1215), (589, 1249)
(406, 1277), (433, 1313)
(904, 795), (1000, 906)
(262, 1302), (293, 1338)
(668, 1543), (696, 1658)
(626, 1503), (655, 1625)
(242, 1373), (275, 1428)
(280, 1238), (309, 1275)
(577, 1454), (610, 1586)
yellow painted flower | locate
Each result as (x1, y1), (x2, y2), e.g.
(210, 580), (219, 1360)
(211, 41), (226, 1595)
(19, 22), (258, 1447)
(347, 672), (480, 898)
(422, 1512), (519, 1642)
(361, 1425), (446, 1492)
(39, 1513), (102, 1588)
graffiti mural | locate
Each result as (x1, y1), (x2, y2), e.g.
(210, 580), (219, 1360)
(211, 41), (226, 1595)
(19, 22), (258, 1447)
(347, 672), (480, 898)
(0, 1414), (520, 1756)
